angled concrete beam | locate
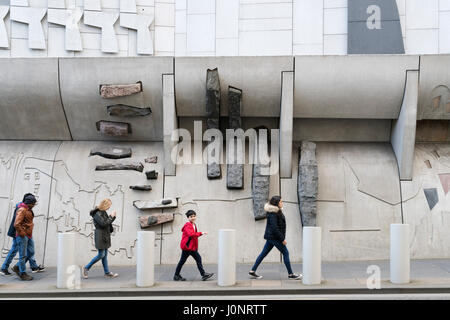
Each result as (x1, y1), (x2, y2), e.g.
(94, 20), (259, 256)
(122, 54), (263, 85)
(163, 74), (177, 176)
(279, 71), (294, 178)
(391, 70), (419, 180)
(0, 6), (9, 48)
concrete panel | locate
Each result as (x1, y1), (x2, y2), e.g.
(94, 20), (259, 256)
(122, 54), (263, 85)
(391, 70), (419, 180)
(402, 143), (450, 259)
(279, 72), (293, 178)
(59, 57), (173, 141)
(0, 141), (61, 268)
(292, 119), (391, 142)
(175, 56), (293, 117)
(0, 58), (72, 140)
(43, 141), (165, 267)
(418, 55), (450, 120)
(294, 55), (419, 119)
(163, 73), (177, 176)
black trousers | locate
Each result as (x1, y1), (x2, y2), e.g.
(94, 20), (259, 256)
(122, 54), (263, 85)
(174, 250), (205, 276)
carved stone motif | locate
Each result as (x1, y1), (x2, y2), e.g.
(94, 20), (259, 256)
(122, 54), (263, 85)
(133, 198), (178, 210)
(129, 185), (152, 191)
(96, 121), (131, 136)
(139, 213), (174, 228)
(90, 147), (132, 159)
(95, 161), (144, 172)
(206, 68), (221, 179)
(297, 141), (318, 226)
(100, 82), (142, 98)
(107, 104), (152, 117)
(145, 170), (158, 179)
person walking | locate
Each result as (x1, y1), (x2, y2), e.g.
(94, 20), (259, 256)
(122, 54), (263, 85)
(12, 194), (43, 281)
(173, 210), (214, 281)
(249, 196), (302, 280)
(82, 199), (118, 279)
(1, 193), (45, 277)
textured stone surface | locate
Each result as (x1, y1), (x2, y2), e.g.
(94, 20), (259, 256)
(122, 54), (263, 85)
(96, 121), (131, 136)
(145, 170), (158, 179)
(145, 156), (158, 163)
(133, 198), (178, 210)
(139, 214), (174, 228)
(100, 82), (142, 98)
(90, 147), (132, 159)
(297, 141), (318, 226)
(107, 104), (152, 117)
(227, 86), (243, 189)
(129, 185), (152, 191)
(206, 68), (222, 179)
(252, 163), (270, 220)
(95, 161), (144, 172)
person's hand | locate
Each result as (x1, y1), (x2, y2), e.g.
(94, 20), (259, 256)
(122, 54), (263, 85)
(111, 211), (117, 218)
(202, 231), (208, 235)
(282, 240), (287, 245)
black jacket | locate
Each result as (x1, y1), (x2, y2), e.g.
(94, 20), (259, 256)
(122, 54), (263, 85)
(91, 208), (116, 250)
(7, 203), (20, 238)
(263, 203), (286, 242)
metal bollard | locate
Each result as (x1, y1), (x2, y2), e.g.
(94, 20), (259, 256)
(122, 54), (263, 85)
(136, 231), (155, 287)
(302, 226), (321, 285)
(218, 229), (236, 286)
(57, 232), (80, 289)
(390, 223), (410, 284)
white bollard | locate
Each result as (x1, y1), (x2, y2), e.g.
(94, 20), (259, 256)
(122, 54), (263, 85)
(390, 223), (410, 284)
(57, 232), (80, 289)
(136, 231), (155, 287)
(302, 226), (321, 285)
(218, 229), (236, 286)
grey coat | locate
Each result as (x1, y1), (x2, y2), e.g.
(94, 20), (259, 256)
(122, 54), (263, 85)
(91, 209), (116, 250)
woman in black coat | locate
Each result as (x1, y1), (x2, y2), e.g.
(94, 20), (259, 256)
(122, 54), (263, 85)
(82, 199), (118, 279)
(249, 196), (302, 280)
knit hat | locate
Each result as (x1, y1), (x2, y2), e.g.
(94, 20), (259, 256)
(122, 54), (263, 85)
(23, 194), (37, 205)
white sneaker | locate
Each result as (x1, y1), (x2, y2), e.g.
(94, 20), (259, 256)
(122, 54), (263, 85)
(288, 273), (302, 280)
(249, 271), (263, 279)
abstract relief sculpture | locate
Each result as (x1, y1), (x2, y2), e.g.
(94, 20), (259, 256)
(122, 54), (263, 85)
(139, 214), (174, 228)
(100, 82), (143, 98)
(10, 2), (47, 49)
(90, 147), (132, 159)
(95, 161), (144, 172)
(297, 141), (318, 226)
(96, 121), (131, 136)
(226, 86), (244, 189)
(252, 162), (270, 220)
(133, 198), (178, 210)
(107, 104), (152, 117)
(47, 4), (83, 51)
(424, 188), (438, 211)
(84, 3), (119, 53)
(206, 68), (222, 179)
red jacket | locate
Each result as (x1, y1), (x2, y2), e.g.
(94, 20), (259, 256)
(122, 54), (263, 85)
(180, 222), (203, 251)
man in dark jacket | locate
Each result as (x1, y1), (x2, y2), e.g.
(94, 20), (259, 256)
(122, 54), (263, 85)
(1, 193), (44, 276)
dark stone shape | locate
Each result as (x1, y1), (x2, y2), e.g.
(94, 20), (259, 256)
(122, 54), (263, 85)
(161, 199), (172, 205)
(95, 162), (144, 172)
(145, 170), (158, 179)
(226, 86), (244, 189)
(252, 163), (270, 220)
(107, 104), (152, 117)
(348, 0), (404, 54)
(90, 147), (132, 159)
(145, 156), (158, 163)
(129, 185), (152, 191)
(133, 199), (178, 210)
(424, 188), (439, 211)
(206, 68), (222, 180)
(96, 121), (131, 136)
(99, 81), (142, 98)
(297, 141), (318, 227)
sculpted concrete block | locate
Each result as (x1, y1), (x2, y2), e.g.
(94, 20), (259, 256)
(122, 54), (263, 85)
(129, 185), (152, 191)
(96, 120), (131, 136)
(90, 146), (132, 159)
(0, 6), (9, 48)
(120, 12), (154, 55)
(145, 156), (157, 163)
(107, 104), (152, 117)
(280, 71), (294, 178)
(95, 161), (144, 172)
(100, 82), (143, 98)
(227, 86), (243, 189)
(133, 198), (178, 210)
(84, 11), (119, 53)
(47, 8), (83, 51)
(10, 6), (47, 49)
(252, 163), (270, 220)
(297, 141), (318, 227)
(145, 170), (158, 179)
(163, 74), (177, 176)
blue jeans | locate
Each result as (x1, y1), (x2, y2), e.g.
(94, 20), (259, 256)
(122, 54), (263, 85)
(15, 236), (39, 274)
(1, 237), (19, 271)
(85, 249), (110, 274)
(252, 239), (294, 275)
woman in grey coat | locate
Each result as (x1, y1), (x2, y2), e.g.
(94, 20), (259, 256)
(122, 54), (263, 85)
(82, 199), (118, 279)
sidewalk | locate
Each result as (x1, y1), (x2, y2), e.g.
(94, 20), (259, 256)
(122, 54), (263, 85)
(1, 259), (450, 298)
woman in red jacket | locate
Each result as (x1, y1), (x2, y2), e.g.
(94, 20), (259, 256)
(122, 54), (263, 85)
(173, 210), (214, 281)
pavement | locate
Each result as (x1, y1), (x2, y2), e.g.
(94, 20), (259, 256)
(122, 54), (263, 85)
(1, 259), (450, 298)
